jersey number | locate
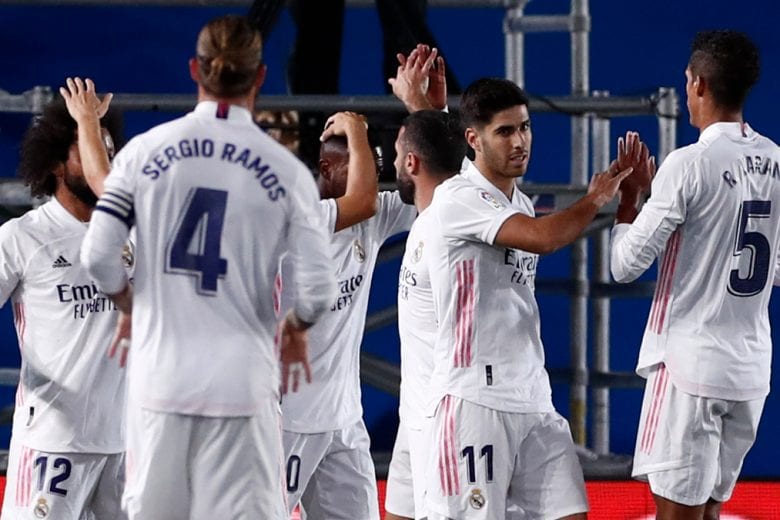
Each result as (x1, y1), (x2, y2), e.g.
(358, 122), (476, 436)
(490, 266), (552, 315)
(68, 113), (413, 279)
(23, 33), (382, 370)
(461, 444), (494, 484)
(34, 456), (71, 496)
(166, 187), (228, 295)
(728, 200), (772, 297)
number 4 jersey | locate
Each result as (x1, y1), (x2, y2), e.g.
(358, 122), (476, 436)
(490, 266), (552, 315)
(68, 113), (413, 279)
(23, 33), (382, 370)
(611, 122), (780, 401)
(83, 101), (336, 417)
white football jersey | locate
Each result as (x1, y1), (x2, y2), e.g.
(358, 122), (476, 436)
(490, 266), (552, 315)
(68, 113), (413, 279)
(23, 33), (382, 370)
(611, 122), (780, 401)
(397, 207), (437, 429)
(0, 198), (126, 453)
(82, 101), (336, 417)
(425, 162), (554, 414)
(279, 191), (416, 432)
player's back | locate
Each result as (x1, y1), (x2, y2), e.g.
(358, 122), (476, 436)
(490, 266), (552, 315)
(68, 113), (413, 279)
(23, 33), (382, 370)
(104, 102), (324, 416)
(640, 122), (780, 399)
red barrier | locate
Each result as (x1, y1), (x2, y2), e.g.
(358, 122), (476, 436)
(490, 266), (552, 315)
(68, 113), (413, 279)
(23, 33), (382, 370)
(2, 477), (778, 518)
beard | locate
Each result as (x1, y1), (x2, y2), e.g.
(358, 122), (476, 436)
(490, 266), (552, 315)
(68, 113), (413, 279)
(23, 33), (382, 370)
(64, 169), (98, 207)
(396, 174), (416, 205)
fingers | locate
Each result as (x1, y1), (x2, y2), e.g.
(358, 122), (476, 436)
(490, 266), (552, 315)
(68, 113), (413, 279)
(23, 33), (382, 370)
(614, 166), (634, 183)
(96, 92), (113, 118)
(303, 359), (312, 384)
(396, 52), (406, 66)
(421, 46), (438, 73)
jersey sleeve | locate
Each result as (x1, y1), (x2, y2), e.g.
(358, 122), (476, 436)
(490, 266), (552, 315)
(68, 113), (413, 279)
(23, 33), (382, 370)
(286, 166), (338, 325)
(80, 138), (142, 294)
(374, 191), (417, 240)
(435, 182), (520, 245)
(610, 150), (694, 283)
(318, 198), (338, 234)
(0, 220), (24, 307)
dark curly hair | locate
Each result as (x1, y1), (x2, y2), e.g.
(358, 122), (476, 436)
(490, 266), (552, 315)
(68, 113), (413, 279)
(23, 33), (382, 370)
(18, 98), (123, 198)
(688, 30), (760, 110)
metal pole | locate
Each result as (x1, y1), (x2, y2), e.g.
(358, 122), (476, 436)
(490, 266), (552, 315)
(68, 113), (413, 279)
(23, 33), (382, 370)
(569, 0), (590, 447)
(656, 87), (679, 164)
(591, 91), (610, 455)
(504, 1), (530, 88)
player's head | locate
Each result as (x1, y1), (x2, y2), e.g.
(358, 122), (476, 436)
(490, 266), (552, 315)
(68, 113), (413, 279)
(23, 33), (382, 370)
(19, 99), (121, 206)
(460, 78), (532, 180)
(685, 30), (760, 127)
(191, 15), (266, 100)
(318, 128), (382, 200)
(394, 110), (466, 205)
(317, 135), (350, 199)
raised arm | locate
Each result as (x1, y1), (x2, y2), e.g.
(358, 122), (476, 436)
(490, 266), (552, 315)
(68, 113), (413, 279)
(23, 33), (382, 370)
(320, 111), (379, 231)
(60, 77), (113, 197)
(388, 44), (447, 113)
(495, 164), (633, 254)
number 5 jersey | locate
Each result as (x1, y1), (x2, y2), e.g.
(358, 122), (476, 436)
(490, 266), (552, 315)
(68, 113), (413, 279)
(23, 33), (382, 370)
(611, 122), (780, 401)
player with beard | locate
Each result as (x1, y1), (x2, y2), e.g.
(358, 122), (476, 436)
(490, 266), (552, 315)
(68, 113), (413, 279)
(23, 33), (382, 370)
(0, 98), (129, 519)
(386, 109), (466, 520)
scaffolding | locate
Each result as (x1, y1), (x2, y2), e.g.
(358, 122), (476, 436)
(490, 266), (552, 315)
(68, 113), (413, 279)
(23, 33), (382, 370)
(0, 0), (679, 462)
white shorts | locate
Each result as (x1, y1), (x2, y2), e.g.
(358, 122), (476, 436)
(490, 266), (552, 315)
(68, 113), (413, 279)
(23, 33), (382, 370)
(1, 436), (125, 520)
(123, 399), (286, 520)
(385, 419), (431, 520)
(425, 395), (588, 520)
(632, 364), (765, 506)
(283, 419), (379, 520)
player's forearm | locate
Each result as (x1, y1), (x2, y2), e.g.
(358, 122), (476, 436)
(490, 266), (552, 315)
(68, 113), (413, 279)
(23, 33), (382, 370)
(615, 188), (643, 224)
(76, 116), (111, 197)
(290, 222), (337, 325)
(497, 196), (600, 255)
(81, 209), (130, 296)
(334, 132), (378, 231)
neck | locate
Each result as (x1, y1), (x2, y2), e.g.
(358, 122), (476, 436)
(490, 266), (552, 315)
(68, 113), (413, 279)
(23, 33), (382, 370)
(697, 106), (743, 133)
(473, 156), (515, 199)
(197, 85), (256, 112)
(54, 190), (93, 223)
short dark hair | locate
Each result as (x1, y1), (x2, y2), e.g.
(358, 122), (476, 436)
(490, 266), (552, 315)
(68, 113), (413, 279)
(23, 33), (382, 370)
(18, 99), (123, 198)
(459, 78), (529, 128)
(400, 110), (466, 176)
(688, 30), (760, 110)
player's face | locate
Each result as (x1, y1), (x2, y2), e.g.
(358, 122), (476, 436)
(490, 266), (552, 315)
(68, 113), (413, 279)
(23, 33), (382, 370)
(394, 127), (415, 205)
(63, 142), (96, 207)
(326, 155), (349, 199)
(472, 105), (532, 179)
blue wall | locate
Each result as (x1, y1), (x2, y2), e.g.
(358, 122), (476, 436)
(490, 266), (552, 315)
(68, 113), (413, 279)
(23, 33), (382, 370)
(0, 1), (778, 476)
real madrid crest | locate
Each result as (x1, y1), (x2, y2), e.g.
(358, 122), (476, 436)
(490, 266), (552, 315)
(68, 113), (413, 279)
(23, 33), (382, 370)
(411, 241), (424, 263)
(121, 243), (135, 269)
(34, 498), (49, 518)
(469, 488), (486, 510)
(353, 240), (366, 263)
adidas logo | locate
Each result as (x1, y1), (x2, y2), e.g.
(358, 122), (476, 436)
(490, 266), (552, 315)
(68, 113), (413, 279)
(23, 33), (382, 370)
(52, 255), (72, 268)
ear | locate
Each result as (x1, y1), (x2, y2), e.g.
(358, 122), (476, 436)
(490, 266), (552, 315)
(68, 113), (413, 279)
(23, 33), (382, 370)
(189, 57), (200, 84)
(406, 152), (420, 177)
(53, 161), (65, 181)
(694, 74), (706, 98)
(465, 127), (481, 154)
(255, 64), (267, 90)
(318, 158), (331, 181)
